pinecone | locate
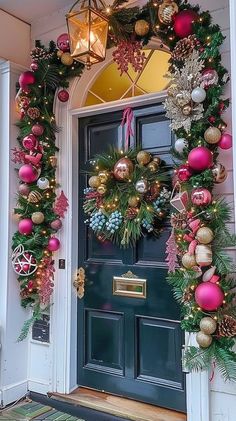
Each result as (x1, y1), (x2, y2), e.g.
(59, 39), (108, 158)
(172, 35), (197, 61)
(31, 47), (53, 62)
(217, 315), (236, 337)
(171, 211), (188, 229)
(125, 207), (139, 220)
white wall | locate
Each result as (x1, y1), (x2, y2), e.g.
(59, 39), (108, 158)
(29, 0), (236, 419)
(0, 62), (29, 407)
(0, 10), (31, 67)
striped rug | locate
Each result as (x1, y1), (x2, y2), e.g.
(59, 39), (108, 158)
(0, 401), (85, 420)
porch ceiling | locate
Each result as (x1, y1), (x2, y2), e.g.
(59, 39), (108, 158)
(0, 0), (74, 23)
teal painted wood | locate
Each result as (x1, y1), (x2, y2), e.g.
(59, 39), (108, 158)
(77, 104), (186, 412)
(0, 402), (85, 421)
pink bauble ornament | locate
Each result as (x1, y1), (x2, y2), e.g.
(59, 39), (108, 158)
(50, 219), (62, 230)
(58, 89), (69, 102)
(22, 134), (38, 150)
(218, 133), (232, 150)
(173, 10), (198, 38)
(19, 164), (39, 183)
(200, 68), (219, 89)
(191, 188), (212, 206)
(18, 184), (30, 197)
(176, 164), (193, 182)
(47, 237), (60, 251)
(188, 147), (213, 172)
(30, 62), (38, 72)
(32, 123), (44, 136)
(19, 71), (36, 90)
(19, 183), (30, 197)
(57, 33), (70, 52)
(18, 218), (33, 235)
(195, 282), (224, 311)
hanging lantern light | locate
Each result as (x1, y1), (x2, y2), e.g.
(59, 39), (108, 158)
(66, 0), (109, 69)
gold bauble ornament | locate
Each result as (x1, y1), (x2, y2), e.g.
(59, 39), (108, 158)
(182, 253), (196, 269)
(182, 104), (192, 116)
(200, 317), (217, 335)
(28, 191), (42, 203)
(196, 331), (213, 348)
(128, 196), (139, 207)
(134, 19), (150, 36)
(98, 170), (109, 184)
(158, 1), (179, 25)
(153, 157), (161, 165)
(97, 184), (107, 195)
(113, 157), (134, 181)
(61, 52), (73, 66)
(57, 50), (63, 58)
(31, 211), (45, 224)
(212, 163), (227, 184)
(88, 176), (101, 188)
(49, 156), (57, 168)
(204, 126), (221, 144)
(137, 151), (151, 165)
(196, 227), (214, 244)
(147, 161), (159, 172)
(195, 244), (212, 267)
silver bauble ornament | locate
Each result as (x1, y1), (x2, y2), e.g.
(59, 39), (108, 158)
(37, 177), (50, 190)
(175, 138), (188, 154)
(135, 179), (149, 194)
(200, 317), (217, 335)
(196, 331), (212, 348)
(191, 87), (206, 103)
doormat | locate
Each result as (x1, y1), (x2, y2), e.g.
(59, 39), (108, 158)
(0, 401), (85, 420)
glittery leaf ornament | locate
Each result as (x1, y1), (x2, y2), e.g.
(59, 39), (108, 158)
(165, 229), (178, 273)
(38, 257), (55, 305)
(112, 40), (146, 75)
(164, 50), (205, 132)
(53, 190), (69, 218)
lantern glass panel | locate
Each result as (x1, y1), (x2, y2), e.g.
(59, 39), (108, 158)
(67, 5), (108, 66)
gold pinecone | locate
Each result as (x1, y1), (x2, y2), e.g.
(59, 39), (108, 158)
(172, 35), (197, 61)
(181, 287), (193, 303)
(217, 315), (236, 337)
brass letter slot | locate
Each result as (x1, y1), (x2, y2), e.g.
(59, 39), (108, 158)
(113, 274), (146, 299)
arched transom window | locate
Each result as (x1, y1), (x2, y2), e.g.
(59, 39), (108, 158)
(84, 49), (170, 106)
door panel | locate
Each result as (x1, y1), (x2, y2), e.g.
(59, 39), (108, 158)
(78, 105), (186, 412)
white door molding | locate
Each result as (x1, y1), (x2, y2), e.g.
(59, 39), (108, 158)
(52, 50), (210, 421)
(229, 0), (236, 230)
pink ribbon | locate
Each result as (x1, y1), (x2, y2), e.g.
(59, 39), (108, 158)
(209, 361), (216, 382)
(121, 107), (134, 150)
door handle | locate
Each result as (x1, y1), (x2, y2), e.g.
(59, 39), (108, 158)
(73, 267), (85, 299)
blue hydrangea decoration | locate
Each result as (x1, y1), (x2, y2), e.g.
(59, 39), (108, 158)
(106, 211), (123, 234)
(90, 210), (106, 232)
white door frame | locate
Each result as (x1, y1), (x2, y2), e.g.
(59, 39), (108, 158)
(51, 48), (210, 421)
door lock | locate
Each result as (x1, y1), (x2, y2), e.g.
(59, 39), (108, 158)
(73, 267), (85, 299)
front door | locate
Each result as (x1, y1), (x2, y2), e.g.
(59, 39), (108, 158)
(77, 104), (186, 412)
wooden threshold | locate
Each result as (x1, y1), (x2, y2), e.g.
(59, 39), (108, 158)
(49, 387), (187, 421)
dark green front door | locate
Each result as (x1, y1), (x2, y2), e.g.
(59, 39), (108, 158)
(77, 104), (186, 412)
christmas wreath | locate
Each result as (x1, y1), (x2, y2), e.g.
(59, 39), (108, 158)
(83, 148), (170, 247)
(11, 0), (236, 382)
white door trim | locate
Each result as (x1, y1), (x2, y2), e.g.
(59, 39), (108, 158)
(52, 52), (210, 421)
